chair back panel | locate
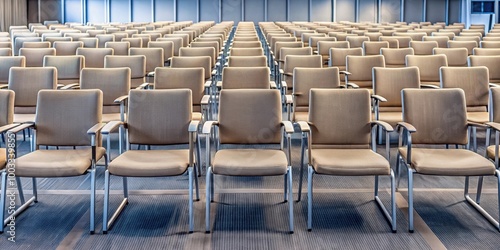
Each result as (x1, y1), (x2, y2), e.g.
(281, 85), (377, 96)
(80, 68), (131, 106)
(373, 66), (420, 107)
(440, 66), (489, 108)
(8, 67), (57, 107)
(0, 90), (14, 126)
(293, 67), (340, 108)
(222, 67), (270, 89)
(154, 67), (204, 105)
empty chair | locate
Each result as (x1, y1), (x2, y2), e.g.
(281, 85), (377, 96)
(77, 48), (114, 68)
(105, 41), (129, 55)
(379, 36), (400, 48)
(149, 41), (174, 64)
(129, 47), (164, 78)
(44, 36), (72, 46)
(121, 37), (142, 48)
(22, 41), (50, 48)
(229, 47), (263, 56)
(13, 36), (42, 56)
(179, 47), (216, 71)
(345, 55), (385, 90)
(433, 47), (468, 67)
(329, 47), (363, 75)
(448, 40), (477, 55)
(468, 55), (500, 83)
(53, 41), (84, 55)
(282, 55), (323, 93)
(410, 41), (438, 55)
(473, 48), (500, 55)
(0, 56), (25, 85)
(221, 67), (272, 89)
(43, 55), (85, 87)
(231, 41), (261, 48)
(19, 48), (56, 67)
(480, 41), (500, 48)
(203, 89), (294, 233)
(227, 55), (267, 67)
(363, 41), (389, 55)
(346, 36), (370, 48)
(396, 88), (498, 232)
(423, 36), (449, 48)
(158, 37), (183, 56)
(96, 34), (115, 48)
(170, 56), (214, 83)
(0, 48), (10, 56)
(406, 54), (447, 87)
(105, 55), (146, 89)
(309, 36), (337, 52)
(299, 89), (396, 232)
(79, 37), (98, 48)
(317, 41), (349, 64)
(2, 89), (106, 234)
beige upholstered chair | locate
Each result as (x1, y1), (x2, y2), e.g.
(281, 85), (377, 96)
(2, 89), (106, 234)
(0, 56), (25, 85)
(170, 56), (214, 83)
(396, 88), (498, 232)
(318, 41), (349, 65)
(231, 41), (261, 48)
(298, 88), (396, 232)
(129, 47), (164, 81)
(121, 37), (142, 48)
(227, 55), (267, 67)
(22, 41), (50, 49)
(19, 48), (56, 67)
(96, 34), (115, 48)
(362, 41), (389, 55)
(380, 47), (414, 68)
(468, 55), (500, 83)
(78, 37), (98, 48)
(13, 36), (42, 56)
(473, 48), (500, 55)
(179, 47), (216, 73)
(203, 89), (294, 233)
(101, 89), (199, 234)
(410, 41), (438, 55)
(149, 41), (174, 64)
(105, 55), (146, 89)
(76, 48), (114, 68)
(379, 36), (400, 48)
(486, 88), (500, 167)
(328, 48), (362, 74)
(406, 54), (447, 87)
(229, 47), (263, 56)
(0, 90), (16, 178)
(433, 47), (468, 67)
(105, 41), (129, 55)
(448, 40), (477, 55)
(43, 55), (85, 87)
(423, 35), (449, 48)
(157, 37), (183, 56)
(53, 41), (84, 55)
(282, 55), (322, 94)
(346, 36), (370, 48)
(345, 55), (385, 90)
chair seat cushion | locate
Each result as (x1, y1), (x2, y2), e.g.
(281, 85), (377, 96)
(109, 149), (190, 177)
(14, 113), (35, 123)
(311, 149), (390, 176)
(374, 112), (402, 127)
(0, 148), (5, 169)
(467, 111), (488, 124)
(212, 149), (288, 176)
(399, 148), (495, 176)
(16, 147), (106, 177)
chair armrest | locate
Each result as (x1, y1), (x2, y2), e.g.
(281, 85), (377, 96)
(189, 120), (200, 132)
(146, 71), (155, 77)
(0, 84), (7, 89)
(270, 81), (277, 89)
(60, 83), (80, 90)
(346, 82), (359, 88)
(211, 69), (217, 76)
(371, 94), (387, 102)
(281, 81), (287, 89)
(87, 123), (106, 135)
(490, 83), (500, 88)
(468, 121), (488, 128)
(371, 120), (394, 132)
(202, 121), (219, 134)
(339, 71), (351, 76)
(216, 81), (222, 88)
(7, 123), (34, 134)
(101, 121), (124, 135)
(201, 95), (210, 105)
(204, 80), (212, 88)
(285, 94), (293, 104)
(396, 122), (416, 133)
(420, 84), (440, 89)
(281, 121), (294, 134)
(135, 82), (150, 90)
(297, 121), (310, 132)
(0, 123), (20, 134)
(486, 122), (500, 131)
(313, 50), (318, 54)
(279, 69), (284, 75)
(114, 95), (129, 104)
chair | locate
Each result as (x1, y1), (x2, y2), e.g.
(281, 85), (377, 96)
(0, 56), (25, 85)
(104, 55), (146, 89)
(129, 47), (164, 81)
(227, 55), (267, 67)
(299, 88), (396, 232)
(77, 48), (114, 68)
(2, 89), (106, 234)
(486, 88), (500, 168)
(448, 40), (477, 55)
(468, 55), (500, 83)
(423, 36), (449, 48)
(410, 41), (438, 55)
(346, 36), (370, 48)
(221, 67), (273, 89)
(179, 47), (216, 72)
(0, 90), (15, 155)
(79, 37), (98, 48)
(22, 41), (50, 49)
(121, 37), (142, 48)
(203, 89), (294, 233)
(363, 41), (389, 55)
(317, 41), (349, 65)
(149, 41), (174, 64)
(43, 55), (85, 87)
(105, 41), (129, 56)
(80, 68), (130, 123)
(13, 36), (42, 56)
(473, 48), (500, 55)
(157, 37), (183, 56)
(101, 88), (199, 233)
(328, 47), (363, 75)
(282, 55), (323, 94)
(432, 47), (468, 67)
(96, 34), (115, 48)
(406, 54), (447, 87)
(231, 41), (262, 48)
(53, 41), (84, 55)
(229, 47), (263, 56)
(170, 56), (214, 83)
(345, 55), (385, 90)
(396, 88), (498, 232)
(18, 48), (56, 67)
(379, 37), (400, 48)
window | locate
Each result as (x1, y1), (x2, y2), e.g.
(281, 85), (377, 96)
(472, 1), (495, 14)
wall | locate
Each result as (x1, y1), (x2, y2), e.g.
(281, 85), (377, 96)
(29, 0), (461, 25)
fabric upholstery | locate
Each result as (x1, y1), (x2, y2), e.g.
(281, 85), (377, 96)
(15, 147), (105, 177)
(468, 55), (500, 83)
(43, 55), (84, 83)
(105, 41), (130, 55)
(381, 48), (414, 67)
(363, 41), (389, 55)
(9, 67), (57, 107)
(212, 149), (288, 176)
(440, 66), (489, 109)
(410, 41), (438, 55)
(448, 40), (477, 55)
(109, 150), (189, 177)
(171, 56), (212, 79)
(402, 89), (468, 144)
(0, 56), (25, 84)
(311, 149), (390, 176)
(423, 36), (449, 48)
(328, 47), (362, 68)
(149, 41), (174, 61)
(346, 55), (385, 88)
(373, 66), (420, 107)
(76, 48), (114, 68)
(406, 54), (447, 85)
(157, 37), (183, 56)
(218, 89), (282, 144)
(0, 90), (14, 126)
(227, 55), (267, 67)
(154, 67), (204, 105)
(399, 148), (495, 176)
(19, 48), (56, 67)
(129, 48), (164, 73)
(433, 48), (468, 67)
(179, 47), (216, 67)
(35, 89), (102, 146)
(53, 41), (83, 56)
(80, 67), (130, 106)
(127, 89), (191, 145)
(222, 67), (271, 89)
(229, 48), (263, 56)
(491, 87), (500, 122)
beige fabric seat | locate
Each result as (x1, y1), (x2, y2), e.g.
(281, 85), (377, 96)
(363, 41), (389, 55)
(397, 88), (499, 233)
(406, 54), (447, 87)
(1, 89), (106, 234)
(105, 41), (130, 55)
(102, 89), (199, 233)
(203, 89), (294, 233)
(299, 89), (395, 231)
(410, 41), (438, 55)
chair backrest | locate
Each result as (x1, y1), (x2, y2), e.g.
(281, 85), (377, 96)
(43, 55), (85, 85)
(473, 48), (500, 55)
(274, 41), (302, 59)
(229, 47), (264, 56)
(293, 67), (341, 114)
(53, 41), (84, 55)
(157, 37), (183, 56)
(105, 41), (129, 55)
(23, 41), (50, 48)
(440, 66), (489, 111)
(410, 41), (438, 55)
(373, 66), (420, 108)
(129, 47), (164, 73)
(309, 89), (371, 147)
(329, 47), (363, 67)
(480, 41), (500, 48)
(423, 36), (449, 48)
(448, 40), (477, 55)
(76, 48), (114, 68)
(170, 56), (212, 80)
(121, 37), (142, 48)
(154, 67), (204, 108)
(406, 54), (448, 83)
(80, 67), (130, 110)
(222, 67), (271, 89)
(104, 55), (146, 88)
(227, 55), (267, 67)
(346, 36), (370, 48)
(13, 36), (42, 56)
(231, 41), (262, 48)
(433, 47), (468, 67)
(8, 67), (57, 109)
(379, 36), (400, 48)
(96, 34), (115, 48)
(218, 89), (282, 144)
(179, 47), (216, 68)
(363, 41), (389, 55)
(280, 47), (313, 61)
(35, 89), (102, 146)
(0, 90), (14, 127)
(468, 55), (500, 83)
(389, 36), (413, 48)
(18, 48), (56, 67)
(346, 55), (385, 88)
(284, 55), (323, 75)
(127, 89), (191, 145)
(148, 41), (174, 61)
(318, 41), (350, 56)
(0, 56), (25, 84)
(402, 88), (468, 145)
(490, 88), (500, 122)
